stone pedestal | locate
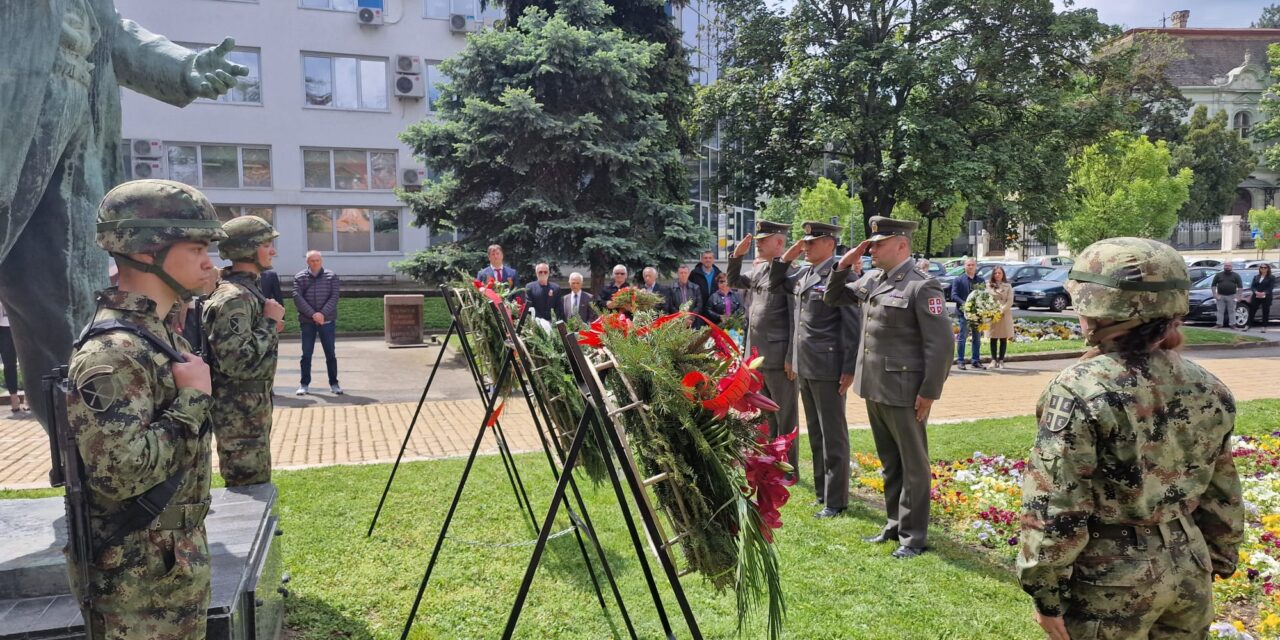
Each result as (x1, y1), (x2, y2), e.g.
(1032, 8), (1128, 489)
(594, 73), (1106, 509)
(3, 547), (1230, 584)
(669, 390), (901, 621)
(383, 294), (424, 346)
(0, 485), (285, 640)
(1222, 215), (1243, 252)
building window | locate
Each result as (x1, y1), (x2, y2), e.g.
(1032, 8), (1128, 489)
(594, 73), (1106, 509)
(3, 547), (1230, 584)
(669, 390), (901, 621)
(135, 143), (271, 188)
(303, 54), (388, 110)
(426, 0), (500, 18)
(1235, 111), (1253, 139)
(214, 206), (275, 225)
(305, 208), (400, 253)
(426, 63), (451, 111)
(300, 0), (356, 10)
(303, 148), (397, 190)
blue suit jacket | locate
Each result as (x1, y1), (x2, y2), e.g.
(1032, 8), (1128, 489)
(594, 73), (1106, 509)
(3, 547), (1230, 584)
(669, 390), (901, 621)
(477, 265), (518, 288)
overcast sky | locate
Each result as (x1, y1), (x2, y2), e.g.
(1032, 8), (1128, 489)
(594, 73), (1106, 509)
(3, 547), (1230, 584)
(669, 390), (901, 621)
(1052, 0), (1272, 29)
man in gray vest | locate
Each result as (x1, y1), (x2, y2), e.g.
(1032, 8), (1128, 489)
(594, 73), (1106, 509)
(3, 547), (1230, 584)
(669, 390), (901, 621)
(824, 216), (953, 558)
(727, 221), (799, 480)
(769, 221), (860, 517)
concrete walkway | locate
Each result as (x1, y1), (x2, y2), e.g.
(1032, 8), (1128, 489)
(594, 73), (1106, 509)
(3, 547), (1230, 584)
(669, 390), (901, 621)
(3, 338), (1278, 489)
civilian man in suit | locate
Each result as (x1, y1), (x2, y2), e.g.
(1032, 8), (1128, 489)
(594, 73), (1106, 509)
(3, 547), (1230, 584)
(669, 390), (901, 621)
(524, 262), (560, 321)
(769, 221), (860, 518)
(476, 244), (517, 287)
(559, 272), (597, 323)
(639, 267), (669, 300)
(666, 265), (704, 315)
(727, 220), (799, 480)
(599, 264), (629, 309)
(824, 216), (954, 559)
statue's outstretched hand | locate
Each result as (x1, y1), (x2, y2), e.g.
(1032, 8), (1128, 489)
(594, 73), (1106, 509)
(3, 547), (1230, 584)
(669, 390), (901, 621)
(186, 38), (250, 99)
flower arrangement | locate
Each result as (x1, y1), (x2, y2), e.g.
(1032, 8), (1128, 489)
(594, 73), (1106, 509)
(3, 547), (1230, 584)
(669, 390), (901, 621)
(578, 308), (792, 639)
(454, 275), (523, 398)
(961, 284), (1002, 332)
(1012, 319), (1084, 343)
(605, 286), (666, 315)
(853, 438), (1280, 638)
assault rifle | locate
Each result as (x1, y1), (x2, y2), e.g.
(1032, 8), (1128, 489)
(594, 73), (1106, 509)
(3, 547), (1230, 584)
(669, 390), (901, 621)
(45, 366), (98, 640)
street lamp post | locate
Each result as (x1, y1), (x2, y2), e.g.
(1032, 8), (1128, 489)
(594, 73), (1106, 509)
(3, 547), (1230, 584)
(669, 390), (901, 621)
(918, 200), (942, 259)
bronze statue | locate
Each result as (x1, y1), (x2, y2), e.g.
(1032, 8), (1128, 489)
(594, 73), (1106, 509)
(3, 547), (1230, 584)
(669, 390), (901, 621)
(0, 1), (246, 431)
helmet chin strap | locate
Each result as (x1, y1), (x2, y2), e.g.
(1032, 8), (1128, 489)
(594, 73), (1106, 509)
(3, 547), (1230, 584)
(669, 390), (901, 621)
(112, 248), (203, 299)
(1084, 317), (1143, 346)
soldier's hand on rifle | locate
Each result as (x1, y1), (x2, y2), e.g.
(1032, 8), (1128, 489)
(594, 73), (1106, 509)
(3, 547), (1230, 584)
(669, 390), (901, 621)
(839, 240), (871, 272)
(276, 320), (286, 332)
(172, 353), (212, 395)
(264, 299), (286, 322)
(732, 234), (753, 259)
(186, 38), (250, 100)
(782, 240), (805, 263)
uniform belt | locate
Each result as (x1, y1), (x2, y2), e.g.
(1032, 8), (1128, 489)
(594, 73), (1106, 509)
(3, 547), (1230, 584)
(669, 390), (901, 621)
(214, 378), (274, 393)
(53, 51), (94, 87)
(1090, 514), (1190, 543)
(151, 500), (210, 531)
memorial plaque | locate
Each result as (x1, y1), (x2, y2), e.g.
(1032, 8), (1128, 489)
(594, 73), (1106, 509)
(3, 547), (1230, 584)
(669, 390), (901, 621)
(384, 295), (424, 346)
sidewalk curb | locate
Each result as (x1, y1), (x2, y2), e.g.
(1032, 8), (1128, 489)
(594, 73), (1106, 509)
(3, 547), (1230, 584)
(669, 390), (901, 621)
(998, 337), (1272, 363)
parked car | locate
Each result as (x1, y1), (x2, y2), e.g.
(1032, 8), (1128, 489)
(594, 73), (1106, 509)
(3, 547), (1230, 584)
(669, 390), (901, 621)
(919, 261), (947, 279)
(1013, 267), (1072, 312)
(1026, 255), (1075, 267)
(977, 262), (1053, 286)
(1187, 266), (1220, 282)
(1186, 258), (1223, 268)
(1187, 269), (1280, 326)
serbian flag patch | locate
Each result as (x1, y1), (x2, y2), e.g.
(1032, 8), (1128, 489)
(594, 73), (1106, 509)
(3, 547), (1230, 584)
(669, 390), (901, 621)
(927, 297), (944, 315)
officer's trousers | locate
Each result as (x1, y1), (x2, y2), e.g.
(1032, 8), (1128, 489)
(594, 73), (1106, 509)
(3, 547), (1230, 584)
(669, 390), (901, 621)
(760, 367), (799, 480)
(866, 400), (931, 548)
(798, 376), (848, 510)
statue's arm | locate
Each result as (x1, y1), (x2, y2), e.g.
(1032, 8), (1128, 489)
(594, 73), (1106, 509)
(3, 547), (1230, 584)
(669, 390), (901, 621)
(111, 17), (200, 107)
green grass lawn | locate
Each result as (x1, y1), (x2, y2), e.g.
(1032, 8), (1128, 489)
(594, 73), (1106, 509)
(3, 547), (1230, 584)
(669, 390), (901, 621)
(281, 297), (451, 334)
(8, 399), (1278, 638)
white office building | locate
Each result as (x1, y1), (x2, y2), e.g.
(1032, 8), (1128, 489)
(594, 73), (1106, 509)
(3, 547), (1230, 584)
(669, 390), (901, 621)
(116, 0), (724, 280)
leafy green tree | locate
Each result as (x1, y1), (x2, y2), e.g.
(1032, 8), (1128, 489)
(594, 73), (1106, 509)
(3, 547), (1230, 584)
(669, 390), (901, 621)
(890, 198), (967, 257)
(1251, 206), (1280, 255)
(1251, 44), (1280, 172)
(1255, 4), (1280, 28)
(697, 0), (1120, 236)
(796, 178), (860, 245)
(1055, 133), (1193, 254)
(398, 0), (706, 290)
(1172, 105), (1257, 221)
(389, 243), (484, 286)
(1097, 32), (1192, 144)
(757, 195), (800, 240)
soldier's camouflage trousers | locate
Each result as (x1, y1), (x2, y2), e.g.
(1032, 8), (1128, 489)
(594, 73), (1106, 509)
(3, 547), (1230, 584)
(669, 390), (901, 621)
(1063, 515), (1214, 639)
(212, 387), (272, 487)
(68, 526), (211, 640)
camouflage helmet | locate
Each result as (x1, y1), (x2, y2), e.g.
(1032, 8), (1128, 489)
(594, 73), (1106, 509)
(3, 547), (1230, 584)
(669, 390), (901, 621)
(1065, 237), (1191, 322)
(218, 215), (278, 263)
(96, 179), (227, 254)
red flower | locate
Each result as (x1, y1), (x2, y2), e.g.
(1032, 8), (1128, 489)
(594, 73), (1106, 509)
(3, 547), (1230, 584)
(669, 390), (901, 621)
(577, 312), (633, 348)
(745, 430), (797, 542)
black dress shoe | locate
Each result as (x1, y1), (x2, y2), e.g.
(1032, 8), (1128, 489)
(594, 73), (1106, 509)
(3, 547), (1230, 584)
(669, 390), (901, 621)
(811, 499), (825, 507)
(814, 507), (846, 519)
(971, 361), (986, 370)
(891, 545), (926, 559)
(861, 533), (896, 544)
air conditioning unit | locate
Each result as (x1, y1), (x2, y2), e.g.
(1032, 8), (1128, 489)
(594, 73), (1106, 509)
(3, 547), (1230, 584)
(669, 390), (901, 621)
(396, 55), (422, 75)
(401, 167), (426, 191)
(357, 0), (383, 25)
(449, 14), (476, 33)
(394, 74), (424, 99)
(132, 159), (165, 180)
(131, 138), (163, 159)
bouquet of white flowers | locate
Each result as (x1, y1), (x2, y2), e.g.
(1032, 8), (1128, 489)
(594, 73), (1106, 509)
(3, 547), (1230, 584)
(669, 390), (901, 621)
(961, 284), (1003, 332)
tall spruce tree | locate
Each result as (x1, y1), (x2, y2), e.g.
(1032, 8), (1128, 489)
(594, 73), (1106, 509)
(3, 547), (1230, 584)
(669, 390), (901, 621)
(398, 0), (706, 288)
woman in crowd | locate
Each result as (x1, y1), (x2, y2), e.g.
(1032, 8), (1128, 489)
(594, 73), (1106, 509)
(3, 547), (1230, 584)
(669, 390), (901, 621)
(1248, 262), (1275, 332)
(705, 274), (744, 328)
(985, 266), (1014, 368)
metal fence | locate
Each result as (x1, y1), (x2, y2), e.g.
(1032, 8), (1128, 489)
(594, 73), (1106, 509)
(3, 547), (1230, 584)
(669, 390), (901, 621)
(1166, 222), (1222, 250)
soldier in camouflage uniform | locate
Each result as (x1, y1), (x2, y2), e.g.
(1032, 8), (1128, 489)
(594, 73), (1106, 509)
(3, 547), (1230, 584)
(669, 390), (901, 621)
(67, 179), (225, 639)
(1018, 237), (1244, 640)
(202, 216), (284, 486)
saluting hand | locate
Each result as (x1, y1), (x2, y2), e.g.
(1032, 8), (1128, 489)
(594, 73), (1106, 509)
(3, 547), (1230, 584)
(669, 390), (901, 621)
(732, 234), (753, 258)
(839, 240), (871, 272)
(782, 240), (805, 263)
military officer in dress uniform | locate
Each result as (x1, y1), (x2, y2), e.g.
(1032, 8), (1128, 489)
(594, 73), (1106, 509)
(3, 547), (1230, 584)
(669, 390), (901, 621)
(727, 221), (799, 480)
(769, 221), (860, 517)
(824, 216), (953, 558)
